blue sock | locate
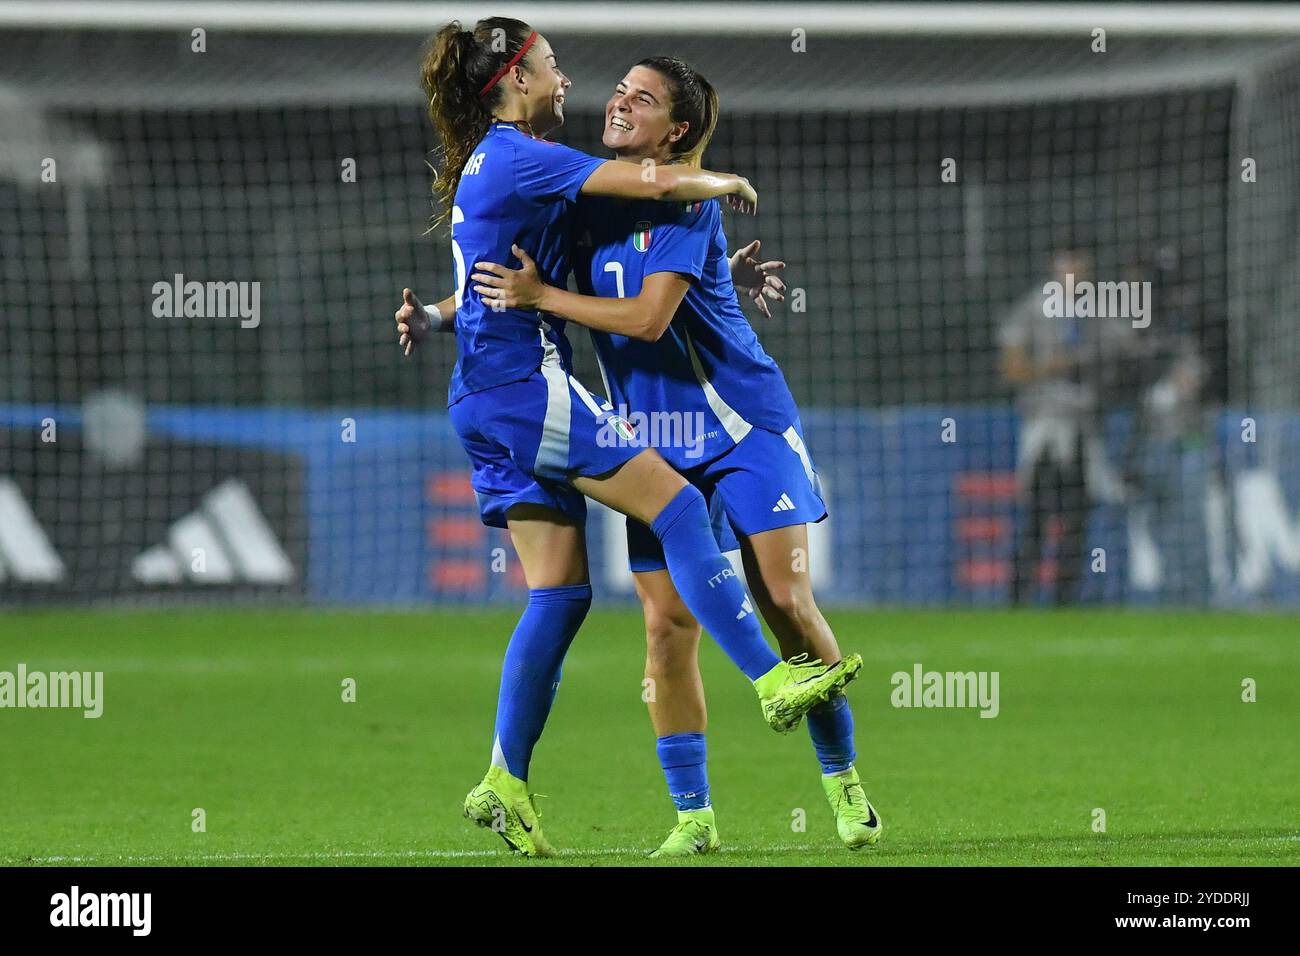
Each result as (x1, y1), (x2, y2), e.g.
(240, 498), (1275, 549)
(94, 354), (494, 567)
(490, 584), (592, 781)
(651, 486), (780, 680)
(656, 733), (710, 811)
(807, 693), (856, 774)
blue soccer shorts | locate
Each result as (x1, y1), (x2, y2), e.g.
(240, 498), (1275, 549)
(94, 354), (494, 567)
(449, 340), (643, 529)
(625, 419), (827, 572)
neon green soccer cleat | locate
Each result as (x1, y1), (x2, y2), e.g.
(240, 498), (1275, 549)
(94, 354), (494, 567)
(648, 807), (721, 859)
(462, 765), (557, 858)
(822, 766), (882, 849)
(754, 653), (863, 733)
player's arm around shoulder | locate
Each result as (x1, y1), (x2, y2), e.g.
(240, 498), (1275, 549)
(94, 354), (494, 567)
(581, 158), (757, 210)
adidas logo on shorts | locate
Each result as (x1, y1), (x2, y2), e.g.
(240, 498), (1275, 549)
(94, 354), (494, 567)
(771, 493), (796, 513)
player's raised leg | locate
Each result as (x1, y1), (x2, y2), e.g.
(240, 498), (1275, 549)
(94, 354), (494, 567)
(634, 568), (719, 858)
(463, 504), (590, 858)
(572, 449), (860, 733)
(740, 522), (881, 848)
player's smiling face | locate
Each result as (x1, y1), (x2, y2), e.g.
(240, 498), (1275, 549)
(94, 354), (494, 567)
(603, 66), (686, 162)
(522, 36), (570, 135)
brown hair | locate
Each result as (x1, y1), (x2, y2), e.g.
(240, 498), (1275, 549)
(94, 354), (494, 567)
(636, 57), (719, 167)
(420, 17), (537, 227)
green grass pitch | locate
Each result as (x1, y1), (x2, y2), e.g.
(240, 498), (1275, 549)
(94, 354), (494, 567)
(2, 607), (1297, 866)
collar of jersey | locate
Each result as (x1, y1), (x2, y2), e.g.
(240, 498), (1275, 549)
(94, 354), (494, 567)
(492, 121), (536, 139)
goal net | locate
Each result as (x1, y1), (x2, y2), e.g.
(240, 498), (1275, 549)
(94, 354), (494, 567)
(1, 4), (1297, 606)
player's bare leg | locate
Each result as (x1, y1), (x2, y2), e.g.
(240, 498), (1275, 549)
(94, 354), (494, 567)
(635, 569), (708, 737)
(507, 504), (589, 588)
(738, 524), (840, 663)
(570, 448), (689, 525)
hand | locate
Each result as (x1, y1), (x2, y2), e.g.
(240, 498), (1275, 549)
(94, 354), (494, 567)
(728, 239), (786, 318)
(395, 288), (431, 356)
(724, 176), (757, 215)
(472, 244), (545, 310)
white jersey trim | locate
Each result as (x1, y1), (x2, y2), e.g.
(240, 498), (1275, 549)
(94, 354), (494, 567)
(593, 348), (614, 405)
(568, 374), (606, 419)
(682, 328), (753, 446)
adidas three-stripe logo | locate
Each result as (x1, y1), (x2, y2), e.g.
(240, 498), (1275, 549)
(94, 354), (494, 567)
(736, 596), (753, 620)
(771, 493), (796, 513)
(132, 479), (294, 585)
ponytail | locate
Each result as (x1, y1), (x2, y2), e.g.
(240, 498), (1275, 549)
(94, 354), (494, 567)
(420, 18), (537, 227)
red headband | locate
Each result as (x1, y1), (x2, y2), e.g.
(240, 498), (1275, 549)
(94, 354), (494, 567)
(478, 31), (539, 97)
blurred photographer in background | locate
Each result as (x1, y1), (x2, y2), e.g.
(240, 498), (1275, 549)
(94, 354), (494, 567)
(999, 242), (1134, 606)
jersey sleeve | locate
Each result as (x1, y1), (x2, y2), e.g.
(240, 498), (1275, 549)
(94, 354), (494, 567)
(643, 200), (714, 281)
(512, 136), (607, 203)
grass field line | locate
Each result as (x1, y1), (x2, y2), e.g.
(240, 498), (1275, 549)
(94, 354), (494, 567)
(18, 833), (1299, 865)
(15, 633), (1288, 676)
(1, 657), (425, 675)
(21, 843), (825, 864)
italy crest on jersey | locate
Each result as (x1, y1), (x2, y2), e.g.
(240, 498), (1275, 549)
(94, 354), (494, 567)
(607, 414), (638, 442)
(633, 220), (652, 252)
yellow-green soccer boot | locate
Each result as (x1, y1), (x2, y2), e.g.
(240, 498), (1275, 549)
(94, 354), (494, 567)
(822, 766), (882, 849)
(648, 807), (721, 859)
(463, 765), (557, 858)
(754, 653), (863, 733)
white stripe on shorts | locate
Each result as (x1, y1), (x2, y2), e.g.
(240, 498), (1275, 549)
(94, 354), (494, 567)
(535, 333), (572, 479)
(782, 425), (817, 486)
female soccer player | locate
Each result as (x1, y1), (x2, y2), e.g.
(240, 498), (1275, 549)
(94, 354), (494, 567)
(468, 57), (883, 857)
(405, 18), (860, 857)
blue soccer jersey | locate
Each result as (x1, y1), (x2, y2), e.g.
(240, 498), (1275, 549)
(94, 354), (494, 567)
(448, 122), (606, 405)
(573, 195), (802, 470)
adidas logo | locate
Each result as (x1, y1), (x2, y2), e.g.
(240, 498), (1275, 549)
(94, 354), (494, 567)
(0, 478), (66, 582)
(736, 596), (753, 620)
(132, 479), (294, 585)
(771, 493), (796, 513)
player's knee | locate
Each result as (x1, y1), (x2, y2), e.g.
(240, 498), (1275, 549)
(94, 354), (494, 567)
(650, 481), (704, 530)
(765, 582), (819, 635)
(643, 611), (700, 677)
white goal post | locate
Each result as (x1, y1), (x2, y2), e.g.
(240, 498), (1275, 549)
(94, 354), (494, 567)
(3, 2), (1300, 36)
